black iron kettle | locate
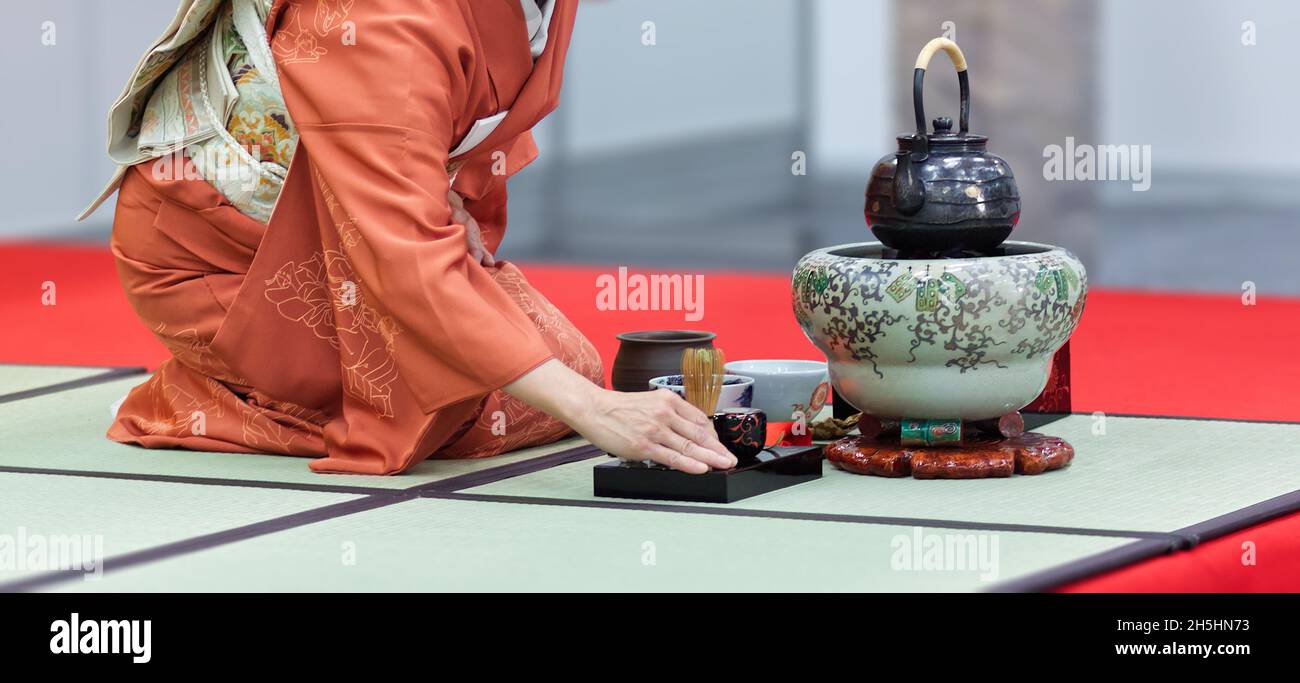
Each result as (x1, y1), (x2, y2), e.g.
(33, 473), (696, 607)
(865, 38), (1020, 254)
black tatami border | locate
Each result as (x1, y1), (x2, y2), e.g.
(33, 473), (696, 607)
(986, 538), (1179, 593)
(0, 441), (607, 498)
(0, 446), (1181, 542)
(431, 490), (1182, 542)
(0, 448), (1182, 542)
(0, 494), (416, 593)
(988, 491), (1300, 592)
(0, 444), (611, 592)
(414, 444), (605, 494)
(0, 366), (147, 405)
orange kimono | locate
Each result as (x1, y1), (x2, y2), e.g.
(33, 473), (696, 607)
(106, 0), (603, 474)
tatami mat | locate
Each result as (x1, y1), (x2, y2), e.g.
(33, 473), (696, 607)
(53, 497), (1131, 592)
(0, 364), (129, 398)
(5, 364), (1295, 592)
(0, 472), (357, 585)
(468, 415), (1300, 534)
(0, 376), (591, 491)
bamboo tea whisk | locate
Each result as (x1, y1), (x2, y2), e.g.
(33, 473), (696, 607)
(680, 347), (725, 415)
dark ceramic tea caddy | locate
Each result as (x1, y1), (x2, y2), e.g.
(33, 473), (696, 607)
(610, 330), (716, 392)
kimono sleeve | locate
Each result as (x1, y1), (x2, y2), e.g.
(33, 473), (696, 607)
(272, 0), (554, 413)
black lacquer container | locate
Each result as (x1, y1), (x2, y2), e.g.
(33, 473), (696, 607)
(712, 408), (766, 460)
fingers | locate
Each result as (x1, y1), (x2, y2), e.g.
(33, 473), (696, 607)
(450, 204), (474, 232)
(465, 219), (494, 267)
(643, 443), (709, 474)
(449, 200), (495, 267)
(468, 240), (488, 267)
(446, 188), (465, 210)
(622, 421), (721, 474)
(601, 391), (738, 474)
(449, 201), (472, 232)
(659, 391), (734, 461)
(465, 238), (486, 265)
(650, 391), (736, 471)
(666, 412), (736, 469)
(662, 389), (711, 427)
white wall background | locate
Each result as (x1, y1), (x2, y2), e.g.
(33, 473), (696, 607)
(558, 0), (801, 157)
(5, 0), (1294, 239)
(809, 0), (893, 176)
(1099, 0), (1300, 202)
(0, 0), (815, 238)
(0, 0), (182, 238)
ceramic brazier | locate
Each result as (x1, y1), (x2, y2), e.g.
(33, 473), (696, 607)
(793, 241), (1086, 421)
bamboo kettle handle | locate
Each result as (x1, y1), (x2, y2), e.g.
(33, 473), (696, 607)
(914, 37), (968, 71)
(912, 37), (971, 136)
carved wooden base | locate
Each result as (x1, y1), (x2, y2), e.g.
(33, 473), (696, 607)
(824, 431), (1073, 479)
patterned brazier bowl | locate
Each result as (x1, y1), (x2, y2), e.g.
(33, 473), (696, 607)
(792, 241), (1087, 421)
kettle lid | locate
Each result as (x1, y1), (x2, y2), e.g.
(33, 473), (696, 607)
(898, 116), (988, 152)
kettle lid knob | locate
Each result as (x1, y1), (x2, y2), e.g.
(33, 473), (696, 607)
(932, 116), (954, 134)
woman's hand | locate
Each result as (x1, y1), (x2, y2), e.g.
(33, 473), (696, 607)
(448, 188), (495, 267)
(573, 387), (737, 474)
(504, 359), (737, 473)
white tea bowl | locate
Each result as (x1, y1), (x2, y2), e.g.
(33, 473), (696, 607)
(723, 359), (830, 422)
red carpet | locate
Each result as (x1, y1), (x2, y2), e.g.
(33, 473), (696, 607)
(5, 241), (1300, 422)
(3, 241), (1299, 591)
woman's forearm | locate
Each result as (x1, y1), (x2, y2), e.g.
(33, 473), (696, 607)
(503, 359), (736, 473)
(503, 358), (600, 425)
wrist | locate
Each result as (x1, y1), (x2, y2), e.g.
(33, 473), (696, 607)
(503, 358), (605, 427)
(557, 379), (606, 429)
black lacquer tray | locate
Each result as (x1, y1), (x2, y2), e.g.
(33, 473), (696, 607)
(593, 445), (823, 504)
